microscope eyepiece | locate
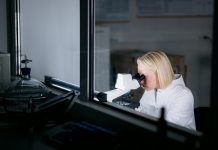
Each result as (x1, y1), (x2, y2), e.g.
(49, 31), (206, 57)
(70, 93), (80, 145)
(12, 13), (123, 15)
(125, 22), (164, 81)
(132, 73), (145, 83)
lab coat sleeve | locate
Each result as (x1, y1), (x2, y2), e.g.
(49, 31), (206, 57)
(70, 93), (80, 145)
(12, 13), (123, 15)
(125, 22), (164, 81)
(165, 89), (196, 130)
(135, 104), (160, 118)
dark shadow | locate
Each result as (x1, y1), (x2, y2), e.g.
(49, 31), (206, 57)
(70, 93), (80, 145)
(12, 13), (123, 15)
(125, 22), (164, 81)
(194, 106), (218, 149)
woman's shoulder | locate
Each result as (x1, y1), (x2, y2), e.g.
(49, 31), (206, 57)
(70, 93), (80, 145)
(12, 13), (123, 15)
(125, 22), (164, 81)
(166, 84), (194, 109)
(172, 75), (192, 93)
(170, 85), (194, 109)
(171, 79), (193, 94)
(166, 76), (194, 102)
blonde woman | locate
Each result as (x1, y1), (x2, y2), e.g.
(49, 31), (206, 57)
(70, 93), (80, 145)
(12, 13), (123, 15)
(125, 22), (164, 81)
(135, 50), (196, 130)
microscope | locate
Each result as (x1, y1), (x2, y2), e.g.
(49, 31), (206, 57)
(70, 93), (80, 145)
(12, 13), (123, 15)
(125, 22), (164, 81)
(96, 73), (144, 104)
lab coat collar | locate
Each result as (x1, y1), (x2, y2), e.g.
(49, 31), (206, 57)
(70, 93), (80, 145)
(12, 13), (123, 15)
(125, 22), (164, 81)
(157, 74), (185, 93)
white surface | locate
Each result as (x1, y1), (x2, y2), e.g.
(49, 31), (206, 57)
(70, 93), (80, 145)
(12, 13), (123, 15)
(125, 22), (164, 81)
(115, 73), (140, 90)
(105, 88), (130, 102)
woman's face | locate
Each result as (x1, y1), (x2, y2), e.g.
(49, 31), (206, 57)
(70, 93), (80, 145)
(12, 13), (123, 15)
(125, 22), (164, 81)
(137, 62), (158, 91)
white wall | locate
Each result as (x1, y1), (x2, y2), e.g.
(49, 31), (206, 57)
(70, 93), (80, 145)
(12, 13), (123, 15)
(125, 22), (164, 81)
(0, 0), (7, 53)
(97, 0), (213, 107)
(20, 0), (80, 85)
(95, 26), (111, 91)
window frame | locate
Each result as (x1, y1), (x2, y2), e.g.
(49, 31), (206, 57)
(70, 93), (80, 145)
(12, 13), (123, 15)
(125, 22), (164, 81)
(80, 0), (95, 102)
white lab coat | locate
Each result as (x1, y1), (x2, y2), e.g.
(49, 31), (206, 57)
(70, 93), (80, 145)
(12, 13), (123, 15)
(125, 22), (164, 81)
(135, 74), (196, 130)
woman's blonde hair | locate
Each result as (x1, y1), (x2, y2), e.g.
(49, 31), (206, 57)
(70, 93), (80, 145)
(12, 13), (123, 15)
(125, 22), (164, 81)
(137, 50), (175, 89)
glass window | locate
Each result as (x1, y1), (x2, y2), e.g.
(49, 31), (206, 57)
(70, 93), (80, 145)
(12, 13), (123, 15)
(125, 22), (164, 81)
(94, 0), (213, 109)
